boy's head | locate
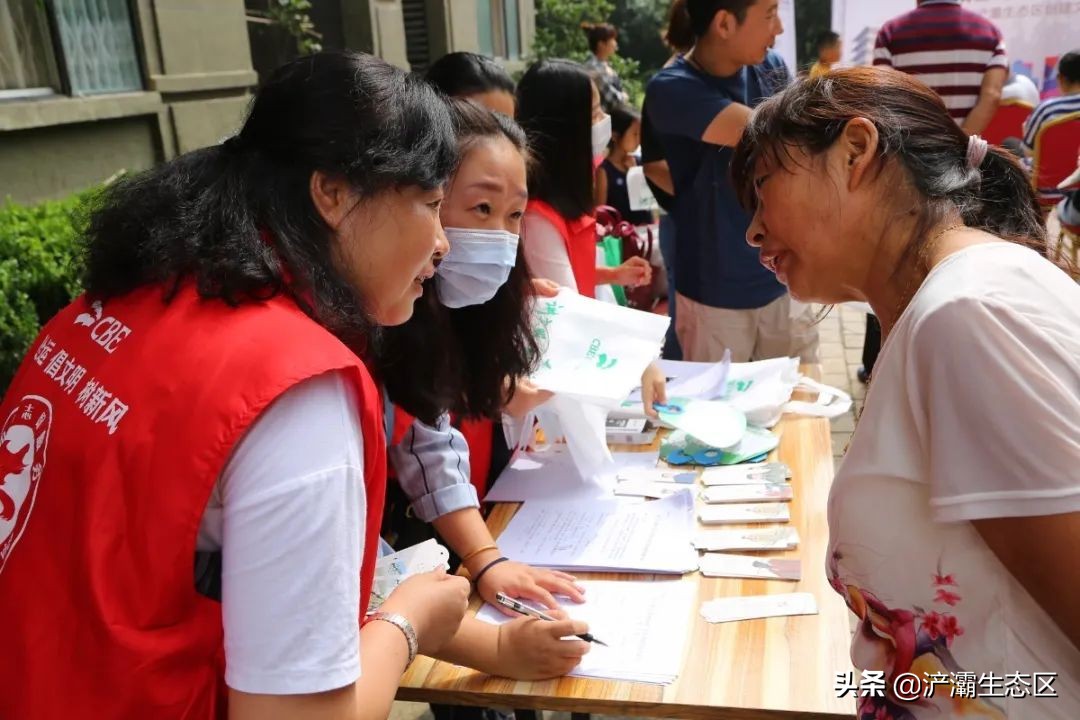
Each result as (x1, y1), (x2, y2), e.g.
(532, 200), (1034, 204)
(687, 0), (783, 67)
(1059, 51), (1080, 94)
(816, 31), (841, 64)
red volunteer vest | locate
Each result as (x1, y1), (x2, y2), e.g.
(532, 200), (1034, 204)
(389, 406), (493, 496)
(527, 199), (597, 297)
(0, 284), (386, 720)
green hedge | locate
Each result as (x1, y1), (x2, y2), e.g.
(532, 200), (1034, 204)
(0, 190), (94, 394)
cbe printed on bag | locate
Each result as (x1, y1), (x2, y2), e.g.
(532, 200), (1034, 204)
(524, 289), (668, 478)
(530, 288), (669, 406)
(725, 357), (852, 428)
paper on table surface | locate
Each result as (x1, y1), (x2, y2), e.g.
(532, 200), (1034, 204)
(476, 579), (696, 684)
(698, 502), (790, 525)
(701, 463), (791, 485)
(698, 552), (801, 581)
(701, 483), (793, 504)
(496, 490), (698, 573)
(693, 526), (799, 552)
(483, 447), (660, 503)
(700, 592), (818, 623)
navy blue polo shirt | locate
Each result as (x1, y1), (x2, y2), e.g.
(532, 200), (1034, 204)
(646, 51), (789, 310)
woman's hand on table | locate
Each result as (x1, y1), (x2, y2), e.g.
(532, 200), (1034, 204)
(639, 362), (668, 419)
(475, 559), (586, 618)
(496, 617), (590, 680)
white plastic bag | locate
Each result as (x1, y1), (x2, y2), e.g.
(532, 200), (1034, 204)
(531, 288), (669, 406)
(725, 357), (852, 427)
(533, 395), (614, 479)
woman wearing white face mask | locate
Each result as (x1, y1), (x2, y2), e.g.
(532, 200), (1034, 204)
(376, 100), (594, 687)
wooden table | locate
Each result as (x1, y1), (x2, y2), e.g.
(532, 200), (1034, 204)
(398, 367), (856, 719)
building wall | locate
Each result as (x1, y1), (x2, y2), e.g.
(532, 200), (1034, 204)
(0, 0), (256, 204)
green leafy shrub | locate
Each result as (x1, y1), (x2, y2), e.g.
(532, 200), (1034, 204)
(0, 189), (94, 394)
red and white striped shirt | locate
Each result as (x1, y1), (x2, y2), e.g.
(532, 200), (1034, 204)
(873, 0), (1006, 123)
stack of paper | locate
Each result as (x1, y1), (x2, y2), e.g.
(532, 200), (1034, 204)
(496, 490), (698, 573)
(476, 579), (696, 684)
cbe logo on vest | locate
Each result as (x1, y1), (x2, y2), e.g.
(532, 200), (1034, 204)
(0, 396), (51, 575)
(74, 300), (131, 354)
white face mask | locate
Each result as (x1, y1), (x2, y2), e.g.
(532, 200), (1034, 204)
(435, 227), (520, 308)
(591, 113), (612, 158)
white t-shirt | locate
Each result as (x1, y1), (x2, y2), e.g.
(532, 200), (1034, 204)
(828, 242), (1080, 718)
(197, 371), (366, 695)
(522, 210), (578, 290)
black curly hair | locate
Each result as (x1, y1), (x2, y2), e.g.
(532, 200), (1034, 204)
(81, 51), (458, 352)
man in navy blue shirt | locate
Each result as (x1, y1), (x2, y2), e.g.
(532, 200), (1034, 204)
(645, 0), (818, 363)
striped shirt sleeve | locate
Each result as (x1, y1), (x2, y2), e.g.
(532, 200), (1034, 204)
(388, 413), (479, 522)
(873, 27), (893, 66)
(987, 31), (1007, 70)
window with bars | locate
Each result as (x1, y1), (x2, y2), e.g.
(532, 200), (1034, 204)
(476, 0), (521, 60)
(0, 0), (142, 100)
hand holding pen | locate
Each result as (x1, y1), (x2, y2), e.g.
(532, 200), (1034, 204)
(496, 592), (608, 646)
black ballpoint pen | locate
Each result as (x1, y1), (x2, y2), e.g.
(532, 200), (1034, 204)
(495, 592), (608, 646)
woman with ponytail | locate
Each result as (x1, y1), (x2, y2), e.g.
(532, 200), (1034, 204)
(733, 66), (1080, 719)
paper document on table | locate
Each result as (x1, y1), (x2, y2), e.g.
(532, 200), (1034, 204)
(483, 447), (659, 503)
(699, 552), (801, 581)
(693, 526), (799, 552)
(700, 592), (818, 623)
(476, 579), (696, 684)
(497, 490), (697, 573)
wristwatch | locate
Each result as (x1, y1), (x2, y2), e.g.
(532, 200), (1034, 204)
(366, 611), (418, 667)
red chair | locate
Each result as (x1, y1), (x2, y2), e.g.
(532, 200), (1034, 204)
(982, 99), (1033, 146)
(1031, 111), (1080, 212)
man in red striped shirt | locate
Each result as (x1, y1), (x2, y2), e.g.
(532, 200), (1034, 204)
(873, 0), (1007, 135)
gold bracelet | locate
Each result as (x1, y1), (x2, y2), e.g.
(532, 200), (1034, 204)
(460, 543), (499, 564)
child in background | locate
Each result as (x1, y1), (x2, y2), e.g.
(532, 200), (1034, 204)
(808, 31), (841, 79)
(596, 104), (654, 227)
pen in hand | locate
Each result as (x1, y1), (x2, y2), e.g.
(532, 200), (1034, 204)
(495, 592), (608, 646)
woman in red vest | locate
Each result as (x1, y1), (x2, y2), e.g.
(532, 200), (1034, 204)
(0, 52), (587, 720)
(516, 59), (668, 411)
(516, 59), (653, 300)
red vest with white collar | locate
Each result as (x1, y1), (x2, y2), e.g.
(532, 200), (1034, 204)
(527, 199), (597, 298)
(0, 283), (386, 720)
